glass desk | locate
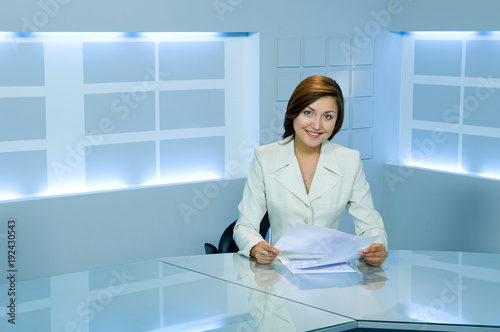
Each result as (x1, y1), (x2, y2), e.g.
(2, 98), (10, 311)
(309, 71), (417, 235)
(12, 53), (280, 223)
(0, 260), (354, 331)
(160, 250), (500, 331)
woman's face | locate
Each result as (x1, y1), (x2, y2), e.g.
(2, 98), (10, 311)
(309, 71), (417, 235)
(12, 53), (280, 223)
(292, 96), (338, 151)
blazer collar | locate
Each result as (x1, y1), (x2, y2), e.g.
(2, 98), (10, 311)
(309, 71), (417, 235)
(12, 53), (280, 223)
(272, 138), (342, 204)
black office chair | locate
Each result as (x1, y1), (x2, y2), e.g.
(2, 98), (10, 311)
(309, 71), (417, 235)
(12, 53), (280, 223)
(204, 213), (270, 254)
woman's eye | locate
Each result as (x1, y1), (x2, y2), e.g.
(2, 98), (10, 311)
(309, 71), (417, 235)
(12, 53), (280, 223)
(323, 115), (332, 120)
(304, 110), (313, 116)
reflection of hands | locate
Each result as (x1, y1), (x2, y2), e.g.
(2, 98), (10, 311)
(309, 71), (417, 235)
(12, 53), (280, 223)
(358, 243), (387, 266)
(357, 260), (387, 290)
(250, 260), (282, 288)
(250, 241), (281, 264)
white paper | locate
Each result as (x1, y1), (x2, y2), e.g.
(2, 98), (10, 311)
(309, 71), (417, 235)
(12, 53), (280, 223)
(275, 223), (357, 254)
(275, 223), (380, 274)
(278, 256), (356, 273)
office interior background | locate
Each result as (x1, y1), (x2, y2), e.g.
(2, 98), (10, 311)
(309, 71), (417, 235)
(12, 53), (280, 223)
(0, 0), (499, 281)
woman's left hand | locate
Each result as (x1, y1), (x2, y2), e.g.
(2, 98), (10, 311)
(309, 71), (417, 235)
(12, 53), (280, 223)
(358, 243), (387, 266)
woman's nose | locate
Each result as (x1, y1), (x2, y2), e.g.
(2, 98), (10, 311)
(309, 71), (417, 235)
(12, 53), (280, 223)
(311, 117), (321, 130)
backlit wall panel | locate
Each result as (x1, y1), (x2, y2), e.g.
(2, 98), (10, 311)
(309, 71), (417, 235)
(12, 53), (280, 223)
(400, 32), (500, 178)
(0, 33), (257, 200)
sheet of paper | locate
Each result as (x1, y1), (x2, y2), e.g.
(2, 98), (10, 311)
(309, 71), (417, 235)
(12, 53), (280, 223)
(275, 223), (358, 254)
(295, 235), (380, 269)
(275, 223), (380, 274)
(278, 256), (356, 273)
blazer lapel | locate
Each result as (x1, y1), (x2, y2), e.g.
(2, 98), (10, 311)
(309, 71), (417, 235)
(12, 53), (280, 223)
(272, 139), (310, 205)
(308, 141), (342, 202)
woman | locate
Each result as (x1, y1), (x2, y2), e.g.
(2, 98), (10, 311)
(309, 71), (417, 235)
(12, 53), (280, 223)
(233, 75), (387, 266)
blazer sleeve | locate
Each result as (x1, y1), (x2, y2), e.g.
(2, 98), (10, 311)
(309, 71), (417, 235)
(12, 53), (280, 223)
(347, 155), (388, 249)
(233, 149), (268, 257)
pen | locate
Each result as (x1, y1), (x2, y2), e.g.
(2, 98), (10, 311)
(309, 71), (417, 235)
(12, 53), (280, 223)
(260, 228), (272, 257)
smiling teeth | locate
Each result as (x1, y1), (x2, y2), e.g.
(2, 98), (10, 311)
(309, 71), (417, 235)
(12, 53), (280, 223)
(308, 131), (320, 136)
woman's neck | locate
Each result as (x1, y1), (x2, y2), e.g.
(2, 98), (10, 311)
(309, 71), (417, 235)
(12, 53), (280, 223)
(293, 139), (321, 158)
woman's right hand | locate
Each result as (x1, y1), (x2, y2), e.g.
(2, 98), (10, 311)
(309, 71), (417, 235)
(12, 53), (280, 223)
(250, 241), (281, 264)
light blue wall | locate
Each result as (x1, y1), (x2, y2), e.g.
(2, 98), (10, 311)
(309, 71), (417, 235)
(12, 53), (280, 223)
(1, 179), (247, 280)
(0, 0), (404, 279)
(383, 164), (500, 254)
(387, 0), (500, 31)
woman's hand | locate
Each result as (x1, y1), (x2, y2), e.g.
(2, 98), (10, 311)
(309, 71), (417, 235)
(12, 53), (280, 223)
(250, 241), (281, 264)
(358, 243), (387, 266)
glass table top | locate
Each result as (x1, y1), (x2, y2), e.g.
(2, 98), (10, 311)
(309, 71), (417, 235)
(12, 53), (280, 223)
(0, 260), (354, 332)
(159, 250), (500, 330)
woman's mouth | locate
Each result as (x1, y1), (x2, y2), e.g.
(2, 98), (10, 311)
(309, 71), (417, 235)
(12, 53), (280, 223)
(306, 130), (321, 138)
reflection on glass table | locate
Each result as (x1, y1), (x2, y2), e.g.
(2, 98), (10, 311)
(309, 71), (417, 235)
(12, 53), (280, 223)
(0, 260), (354, 332)
(160, 250), (500, 331)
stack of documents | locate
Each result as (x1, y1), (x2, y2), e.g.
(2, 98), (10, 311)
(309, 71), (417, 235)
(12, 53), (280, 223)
(275, 223), (379, 274)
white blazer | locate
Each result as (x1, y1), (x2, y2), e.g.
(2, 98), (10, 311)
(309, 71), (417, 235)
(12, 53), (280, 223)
(233, 137), (388, 257)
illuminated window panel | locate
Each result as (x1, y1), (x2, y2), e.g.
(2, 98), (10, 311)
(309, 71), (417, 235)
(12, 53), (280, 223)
(411, 129), (459, 171)
(400, 32), (500, 179)
(159, 41), (225, 80)
(0, 150), (47, 198)
(463, 87), (500, 129)
(412, 84), (461, 123)
(159, 137), (225, 183)
(85, 141), (156, 190)
(83, 42), (155, 84)
(159, 89), (225, 130)
(465, 40), (500, 79)
(0, 42), (45, 86)
(0, 97), (46, 141)
(0, 32), (258, 201)
(462, 135), (500, 177)
(84, 92), (156, 134)
(414, 40), (462, 77)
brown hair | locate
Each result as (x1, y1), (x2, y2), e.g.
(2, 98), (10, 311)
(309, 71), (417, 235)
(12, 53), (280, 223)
(282, 75), (344, 141)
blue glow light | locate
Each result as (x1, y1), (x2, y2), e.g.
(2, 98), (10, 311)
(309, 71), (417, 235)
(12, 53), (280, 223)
(404, 31), (500, 39)
(0, 31), (231, 41)
(0, 174), (227, 202)
(477, 172), (500, 181)
(405, 159), (465, 175)
(404, 161), (500, 181)
(28, 31), (128, 39)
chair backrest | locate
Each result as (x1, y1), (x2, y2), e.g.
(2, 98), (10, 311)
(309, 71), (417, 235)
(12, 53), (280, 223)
(217, 213), (270, 254)
(217, 221), (239, 253)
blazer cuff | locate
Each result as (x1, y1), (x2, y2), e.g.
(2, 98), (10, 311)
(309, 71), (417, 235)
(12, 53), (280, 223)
(237, 238), (261, 258)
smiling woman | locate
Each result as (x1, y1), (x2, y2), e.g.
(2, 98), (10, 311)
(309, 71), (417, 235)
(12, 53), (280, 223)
(233, 75), (388, 267)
